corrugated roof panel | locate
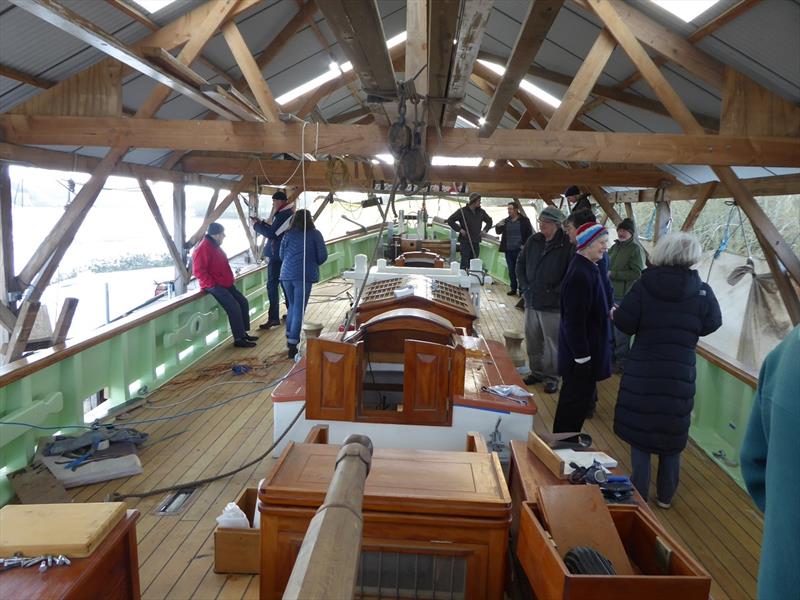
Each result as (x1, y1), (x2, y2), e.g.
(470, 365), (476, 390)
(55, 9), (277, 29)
(698, 0), (800, 102)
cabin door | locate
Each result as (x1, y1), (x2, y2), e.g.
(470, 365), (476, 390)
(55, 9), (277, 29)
(403, 340), (452, 425)
(306, 339), (361, 421)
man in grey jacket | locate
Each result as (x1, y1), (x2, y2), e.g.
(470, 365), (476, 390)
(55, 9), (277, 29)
(516, 206), (571, 394)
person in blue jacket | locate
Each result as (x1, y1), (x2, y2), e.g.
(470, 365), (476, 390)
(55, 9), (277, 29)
(613, 233), (721, 508)
(279, 209), (327, 358)
(251, 190), (295, 329)
(741, 325), (800, 600)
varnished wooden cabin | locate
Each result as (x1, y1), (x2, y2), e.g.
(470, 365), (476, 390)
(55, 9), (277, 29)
(1, 0), (799, 599)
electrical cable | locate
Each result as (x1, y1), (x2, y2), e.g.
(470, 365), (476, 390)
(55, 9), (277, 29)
(109, 400), (307, 501)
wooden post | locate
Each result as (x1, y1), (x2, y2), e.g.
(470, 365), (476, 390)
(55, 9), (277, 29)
(173, 180), (187, 294)
(50, 297), (79, 345)
(282, 434), (373, 600)
(3, 301), (39, 364)
(138, 176), (191, 284)
(624, 202), (634, 221)
(233, 194), (259, 262)
(0, 164), (16, 334)
(681, 182), (717, 232)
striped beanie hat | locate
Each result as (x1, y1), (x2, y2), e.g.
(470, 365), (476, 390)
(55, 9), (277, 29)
(575, 222), (607, 250)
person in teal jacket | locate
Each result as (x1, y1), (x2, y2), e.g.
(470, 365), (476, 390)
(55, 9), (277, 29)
(741, 324), (800, 600)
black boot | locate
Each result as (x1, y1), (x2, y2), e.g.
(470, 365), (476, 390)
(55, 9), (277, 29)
(288, 343), (299, 359)
(234, 338), (256, 348)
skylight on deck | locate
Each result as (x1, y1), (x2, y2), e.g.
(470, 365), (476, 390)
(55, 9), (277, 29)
(133, 0), (179, 14)
(649, 0), (720, 22)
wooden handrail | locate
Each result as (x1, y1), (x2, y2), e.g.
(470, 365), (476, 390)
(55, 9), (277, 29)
(283, 435), (373, 600)
(0, 265), (266, 386)
(696, 341), (758, 389)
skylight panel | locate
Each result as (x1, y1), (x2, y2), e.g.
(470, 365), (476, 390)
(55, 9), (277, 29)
(456, 115), (478, 128)
(431, 156), (483, 167)
(649, 0), (720, 22)
(275, 31), (406, 106)
(133, 0), (179, 14)
(477, 59), (561, 108)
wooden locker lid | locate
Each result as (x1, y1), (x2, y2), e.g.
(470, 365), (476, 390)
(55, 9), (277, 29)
(0, 502), (127, 558)
(260, 443), (511, 519)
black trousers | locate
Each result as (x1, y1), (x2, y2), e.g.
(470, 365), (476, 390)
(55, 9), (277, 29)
(459, 240), (480, 270)
(206, 285), (250, 340)
(552, 369), (597, 433)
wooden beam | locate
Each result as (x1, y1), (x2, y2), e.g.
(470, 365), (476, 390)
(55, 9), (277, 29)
(204, 189), (221, 223)
(142, 46), (208, 87)
(0, 64), (53, 89)
(477, 50), (720, 131)
(442, 0), (494, 127)
(580, 0), (761, 117)
(624, 202), (634, 220)
(138, 177), (191, 284)
(753, 228), (800, 326)
(173, 180), (188, 294)
(0, 143), (231, 189)
(609, 173), (800, 203)
(0, 303), (16, 335)
(14, 0), (239, 296)
(314, 0), (397, 124)
(50, 297), (79, 346)
(7, 0), (242, 122)
(3, 302), (39, 364)
(233, 195), (260, 261)
(104, 0), (236, 85)
(425, 0), (461, 128)
(587, 185), (623, 225)
(201, 84), (266, 122)
(681, 182), (717, 232)
(721, 67), (800, 137)
(187, 177), (254, 249)
(222, 22), (280, 121)
(0, 164), (16, 303)
(589, 0), (800, 296)
(180, 155), (675, 188)
(6, 116), (799, 167)
(480, 0), (564, 137)
(574, 0), (724, 89)
(546, 29), (615, 132)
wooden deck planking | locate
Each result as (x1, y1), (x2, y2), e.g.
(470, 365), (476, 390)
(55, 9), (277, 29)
(63, 279), (761, 600)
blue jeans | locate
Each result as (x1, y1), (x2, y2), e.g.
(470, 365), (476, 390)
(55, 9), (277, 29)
(266, 257), (283, 322)
(282, 279), (313, 345)
(504, 249), (520, 292)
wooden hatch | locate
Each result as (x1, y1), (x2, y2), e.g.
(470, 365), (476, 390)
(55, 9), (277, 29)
(356, 275), (477, 333)
(260, 442), (511, 520)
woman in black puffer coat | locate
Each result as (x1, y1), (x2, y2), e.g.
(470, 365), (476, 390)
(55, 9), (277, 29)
(612, 233), (721, 508)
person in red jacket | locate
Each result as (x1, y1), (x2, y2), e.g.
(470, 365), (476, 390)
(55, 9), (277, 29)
(192, 222), (258, 348)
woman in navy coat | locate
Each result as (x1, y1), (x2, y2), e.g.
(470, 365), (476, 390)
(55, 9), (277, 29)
(553, 223), (613, 433)
(613, 233), (721, 508)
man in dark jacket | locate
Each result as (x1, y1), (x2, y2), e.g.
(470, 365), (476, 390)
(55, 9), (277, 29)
(608, 218), (645, 371)
(192, 223), (258, 348)
(554, 223), (612, 433)
(447, 192), (493, 270)
(495, 201), (533, 295)
(613, 232), (721, 507)
(516, 206), (570, 394)
(564, 185), (592, 214)
(251, 191), (295, 329)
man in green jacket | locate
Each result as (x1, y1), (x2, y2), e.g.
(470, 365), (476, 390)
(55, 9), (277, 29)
(741, 325), (800, 600)
(607, 218), (645, 372)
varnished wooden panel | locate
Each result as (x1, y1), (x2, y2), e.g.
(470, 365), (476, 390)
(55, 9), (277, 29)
(262, 443), (511, 518)
(721, 67), (800, 138)
(305, 338), (359, 421)
(403, 339), (451, 425)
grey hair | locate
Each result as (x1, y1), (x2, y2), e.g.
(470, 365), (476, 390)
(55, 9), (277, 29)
(651, 232), (702, 267)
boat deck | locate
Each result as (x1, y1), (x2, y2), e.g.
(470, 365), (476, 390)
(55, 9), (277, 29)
(68, 278), (762, 600)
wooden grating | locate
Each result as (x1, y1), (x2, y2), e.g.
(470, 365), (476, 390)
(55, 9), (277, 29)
(61, 277), (761, 600)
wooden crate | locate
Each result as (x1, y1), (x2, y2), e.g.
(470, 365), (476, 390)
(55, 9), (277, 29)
(517, 501), (711, 600)
(213, 488), (260, 574)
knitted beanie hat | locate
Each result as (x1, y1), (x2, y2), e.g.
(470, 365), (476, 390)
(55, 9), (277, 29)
(617, 218), (635, 235)
(539, 206), (566, 223)
(575, 222), (607, 250)
(563, 185), (581, 197)
(207, 222), (225, 236)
